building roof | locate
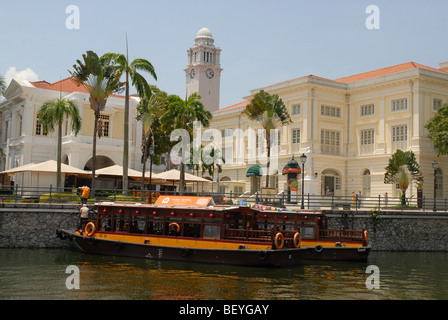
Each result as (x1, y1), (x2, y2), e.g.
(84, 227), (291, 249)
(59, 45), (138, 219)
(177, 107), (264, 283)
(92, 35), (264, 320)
(334, 61), (448, 83)
(30, 77), (127, 99)
(196, 27), (213, 40)
(31, 77), (89, 93)
(214, 100), (249, 113)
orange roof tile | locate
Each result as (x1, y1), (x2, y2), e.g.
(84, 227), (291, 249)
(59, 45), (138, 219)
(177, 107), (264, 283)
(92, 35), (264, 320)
(31, 77), (126, 99)
(31, 77), (89, 93)
(214, 100), (249, 112)
(334, 62), (448, 83)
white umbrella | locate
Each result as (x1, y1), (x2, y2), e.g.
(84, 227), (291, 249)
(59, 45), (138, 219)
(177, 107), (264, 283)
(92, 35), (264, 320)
(0, 160), (89, 175)
(155, 169), (210, 183)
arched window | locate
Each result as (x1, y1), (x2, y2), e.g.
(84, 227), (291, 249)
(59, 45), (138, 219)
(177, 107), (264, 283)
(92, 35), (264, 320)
(363, 169), (371, 197)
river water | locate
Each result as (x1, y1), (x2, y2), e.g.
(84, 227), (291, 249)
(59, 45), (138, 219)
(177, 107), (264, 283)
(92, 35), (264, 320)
(1, 248), (448, 300)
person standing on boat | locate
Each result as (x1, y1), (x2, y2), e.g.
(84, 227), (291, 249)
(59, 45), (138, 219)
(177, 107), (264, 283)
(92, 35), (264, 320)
(79, 186), (90, 205)
(78, 204), (89, 231)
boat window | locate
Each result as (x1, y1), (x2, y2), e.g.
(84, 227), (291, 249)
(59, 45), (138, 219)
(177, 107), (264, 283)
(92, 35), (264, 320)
(300, 227), (314, 239)
(203, 225), (221, 239)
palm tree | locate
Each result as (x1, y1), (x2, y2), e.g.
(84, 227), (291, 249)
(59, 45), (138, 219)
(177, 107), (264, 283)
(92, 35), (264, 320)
(384, 149), (424, 205)
(101, 52), (157, 192)
(397, 165), (410, 206)
(161, 93), (212, 195)
(37, 98), (81, 189)
(71, 51), (122, 193)
(202, 146), (224, 193)
(136, 86), (166, 189)
(244, 90), (292, 187)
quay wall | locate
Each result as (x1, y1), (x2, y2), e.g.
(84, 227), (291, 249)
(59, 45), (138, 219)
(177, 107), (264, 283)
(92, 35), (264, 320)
(1, 203), (448, 251)
(325, 210), (448, 251)
(0, 203), (79, 248)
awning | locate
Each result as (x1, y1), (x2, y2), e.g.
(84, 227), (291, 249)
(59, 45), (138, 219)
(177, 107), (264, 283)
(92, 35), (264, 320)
(282, 157), (301, 175)
(246, 165), (262, 177)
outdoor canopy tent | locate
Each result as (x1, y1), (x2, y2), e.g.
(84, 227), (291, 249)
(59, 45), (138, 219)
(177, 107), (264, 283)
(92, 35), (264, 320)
(95, 165), (151, 179)
(155, 169), (211, 183)
(0, 160), (89, 175)
(93, 164), (164, 188)
(0, 160), (91, 190)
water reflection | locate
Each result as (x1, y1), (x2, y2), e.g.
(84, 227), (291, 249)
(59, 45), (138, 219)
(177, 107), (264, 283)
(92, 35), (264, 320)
(1, 249), (448, 300)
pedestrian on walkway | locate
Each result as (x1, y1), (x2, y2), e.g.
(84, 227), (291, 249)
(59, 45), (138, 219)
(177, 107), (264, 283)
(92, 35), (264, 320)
(79, 186), (90, 205)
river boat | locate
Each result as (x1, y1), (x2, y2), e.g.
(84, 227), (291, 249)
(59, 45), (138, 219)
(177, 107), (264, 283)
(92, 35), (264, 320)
(56, 196), (370, 267)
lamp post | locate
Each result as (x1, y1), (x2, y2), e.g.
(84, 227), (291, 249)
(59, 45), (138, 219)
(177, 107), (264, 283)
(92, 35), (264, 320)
(299, 153), (307, 210)
(432, 160), (438, 212)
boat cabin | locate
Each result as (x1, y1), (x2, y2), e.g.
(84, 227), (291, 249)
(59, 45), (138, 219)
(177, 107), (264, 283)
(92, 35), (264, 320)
(94, 196), (330, 249)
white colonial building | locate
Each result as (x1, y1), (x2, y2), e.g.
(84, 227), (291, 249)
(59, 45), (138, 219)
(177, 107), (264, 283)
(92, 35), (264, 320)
(0, 77), (144, 188)
(207, 62), (448, 201)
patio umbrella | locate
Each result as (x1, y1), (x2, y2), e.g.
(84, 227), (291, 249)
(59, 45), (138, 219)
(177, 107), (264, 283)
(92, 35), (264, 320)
(0, 160), (89, 175)
(155, 169), (210, 183)
(94, 165), (143, 179)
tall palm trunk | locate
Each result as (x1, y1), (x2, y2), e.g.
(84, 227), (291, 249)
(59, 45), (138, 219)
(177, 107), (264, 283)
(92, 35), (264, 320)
(56, 118), (63, 189)
(91, 110), (99, 197)
(140, 127), (148, 192)
(123, 72), (130, 193)
(265, 130), (271, 188)
(180, 162), (186, 195)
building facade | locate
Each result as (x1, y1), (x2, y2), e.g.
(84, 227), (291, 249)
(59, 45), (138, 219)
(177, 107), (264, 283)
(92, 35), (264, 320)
(0, 77), (143, 188)
(205, 63), (448, 201)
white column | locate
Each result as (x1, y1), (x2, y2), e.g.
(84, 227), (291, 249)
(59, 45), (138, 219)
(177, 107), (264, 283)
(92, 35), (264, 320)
(376, 98), (386, 154)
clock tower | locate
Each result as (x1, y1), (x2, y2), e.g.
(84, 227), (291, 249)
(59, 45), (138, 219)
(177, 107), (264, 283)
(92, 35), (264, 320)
(185, 27), (222, 112)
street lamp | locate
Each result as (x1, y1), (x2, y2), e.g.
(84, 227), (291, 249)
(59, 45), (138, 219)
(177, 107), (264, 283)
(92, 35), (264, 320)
(432, 160), (438, 212)
(299, 153), (307, 210)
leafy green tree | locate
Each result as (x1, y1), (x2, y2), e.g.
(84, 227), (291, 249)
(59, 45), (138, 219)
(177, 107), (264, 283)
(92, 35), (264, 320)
(160, 93), (212, 195)
(384, 150), (423, 205)
(37, 98), (82, 188)
(136, 86), (167, 189)
(71, 51), (122, 192)
(244, 90), (292, 187)
(101, 52), (157, 191)
(425, 104), (448, 156)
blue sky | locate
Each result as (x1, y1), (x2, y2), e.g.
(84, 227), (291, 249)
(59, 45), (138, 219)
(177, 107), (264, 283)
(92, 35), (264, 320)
(1, 0), (448, 108)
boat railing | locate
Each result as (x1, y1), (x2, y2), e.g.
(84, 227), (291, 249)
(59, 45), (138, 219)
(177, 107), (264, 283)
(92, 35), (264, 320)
(319, 228), (364, 242)
(224, 228), (272, 242)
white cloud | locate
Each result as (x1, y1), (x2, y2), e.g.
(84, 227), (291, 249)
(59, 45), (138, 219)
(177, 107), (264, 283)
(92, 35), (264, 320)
(4, 67), (39, 86)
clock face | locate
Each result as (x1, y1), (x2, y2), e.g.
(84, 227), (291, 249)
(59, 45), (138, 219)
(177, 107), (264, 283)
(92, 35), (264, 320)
(205, 68), (214, 79)
(189, 68), (195, 79)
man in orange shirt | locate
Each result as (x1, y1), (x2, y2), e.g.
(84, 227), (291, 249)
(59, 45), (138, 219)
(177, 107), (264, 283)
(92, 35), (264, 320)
(79, 186), (90, 205)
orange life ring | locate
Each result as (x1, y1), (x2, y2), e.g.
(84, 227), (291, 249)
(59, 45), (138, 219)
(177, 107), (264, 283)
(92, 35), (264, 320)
(363, 230), (369, 246)
(293, 232), (301, 248)
(274, 232), (285, 249)
(169, 222), (180, 234)
(84, 222), (95, 237)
